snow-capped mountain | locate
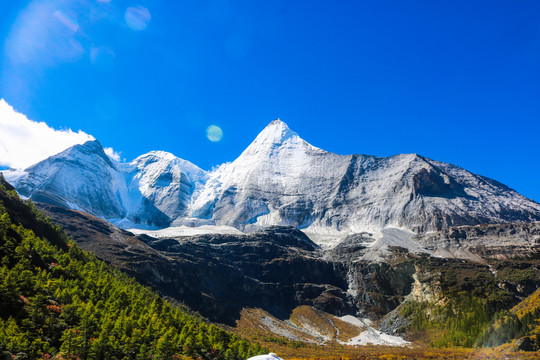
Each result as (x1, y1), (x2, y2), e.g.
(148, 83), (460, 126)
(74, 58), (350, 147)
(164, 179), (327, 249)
(4, 120), (540, 241)
(189, 120), (540, 236)
(4, 140), (206, 228)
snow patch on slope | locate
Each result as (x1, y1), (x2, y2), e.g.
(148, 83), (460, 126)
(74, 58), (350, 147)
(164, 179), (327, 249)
(346, 327), (409, 346)
(339, 315), (373, 327)
(128, 225), (244, 238)
(301, 227), (349, 249)
(339, 315), (409, 347)
(361, 228), (433, 262)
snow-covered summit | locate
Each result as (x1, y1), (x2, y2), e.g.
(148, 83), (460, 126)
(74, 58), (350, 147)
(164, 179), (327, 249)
(241, 119), (323, 157)
(62, 140), (115, 167)
(131, 150), (206, 185)
(188, 119), (337, 226)
(246, 119), (298, 148)
(188, 121), (540, 241)
(259, 119), (296, 140)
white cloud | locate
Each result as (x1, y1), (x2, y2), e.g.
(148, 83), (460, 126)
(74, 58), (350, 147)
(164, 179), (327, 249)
(0, 99), (95, 169)
(104, 147), (121, 162)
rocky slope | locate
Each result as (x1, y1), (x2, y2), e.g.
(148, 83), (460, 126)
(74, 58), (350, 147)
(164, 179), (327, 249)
(37, 201), (540, 330)
(235, 306), (409, 346)
(415, 222), (540, 260)
(5, 120), (540, 244)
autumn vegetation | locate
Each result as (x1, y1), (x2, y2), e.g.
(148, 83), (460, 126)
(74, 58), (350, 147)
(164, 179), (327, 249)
(0, 176), (266, 359)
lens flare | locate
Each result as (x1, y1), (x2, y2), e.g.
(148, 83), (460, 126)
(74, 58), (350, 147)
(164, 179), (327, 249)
(53, 10), (79, 34)
(125, 5), (151, 31)
(90, 46), (116, 71)
(206, 125), (223, 142)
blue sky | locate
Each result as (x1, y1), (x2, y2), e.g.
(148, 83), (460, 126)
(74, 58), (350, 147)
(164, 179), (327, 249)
(1, 0), (539, 202)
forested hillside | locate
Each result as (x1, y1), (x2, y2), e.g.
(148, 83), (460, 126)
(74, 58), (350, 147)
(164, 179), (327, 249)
(0, 174), (266, 359)
(392, 258), (540, 350)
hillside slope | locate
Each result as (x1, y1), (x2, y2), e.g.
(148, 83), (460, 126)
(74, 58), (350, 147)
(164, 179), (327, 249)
(0, 174), (265, 359)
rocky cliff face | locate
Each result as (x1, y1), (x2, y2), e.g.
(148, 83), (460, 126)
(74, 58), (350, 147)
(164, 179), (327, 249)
(5, 120), (540, 240)
(415, 222), (540, 259)
(36, 199), (540, 341)
(139, 226), (357, 322)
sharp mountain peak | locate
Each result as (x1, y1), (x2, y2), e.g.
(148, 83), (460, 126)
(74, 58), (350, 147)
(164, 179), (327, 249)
(255, 118), (298, 143)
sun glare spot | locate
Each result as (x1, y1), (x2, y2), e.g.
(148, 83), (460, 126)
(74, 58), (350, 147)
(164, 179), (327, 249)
(125, 5), (151, 31)
(206, 125), (223, 142)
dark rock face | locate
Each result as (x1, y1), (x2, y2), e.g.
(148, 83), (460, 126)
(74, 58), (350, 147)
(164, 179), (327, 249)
(516, 336), (538, 352)
(412, 168), (466, 198)
(135, 229), (417, 324)
(129, 198), (172, 228)
(135, 226), (357, 323)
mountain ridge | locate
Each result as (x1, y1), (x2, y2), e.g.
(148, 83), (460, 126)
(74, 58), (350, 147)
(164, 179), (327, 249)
(4, 120), (540, 246)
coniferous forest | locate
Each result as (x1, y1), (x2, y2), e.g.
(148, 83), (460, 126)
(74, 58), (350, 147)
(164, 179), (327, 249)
(0, 175), (266, 360)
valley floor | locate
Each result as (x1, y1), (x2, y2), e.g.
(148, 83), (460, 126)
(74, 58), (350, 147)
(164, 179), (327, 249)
(265, 344), (540, 360)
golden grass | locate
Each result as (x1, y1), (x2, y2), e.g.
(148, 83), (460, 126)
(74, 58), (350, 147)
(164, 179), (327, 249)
(269, 343), (540, 360)
(512, 288), (540, 318)
(235, 307), (322, 344)
(290, 306), (337, 339)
